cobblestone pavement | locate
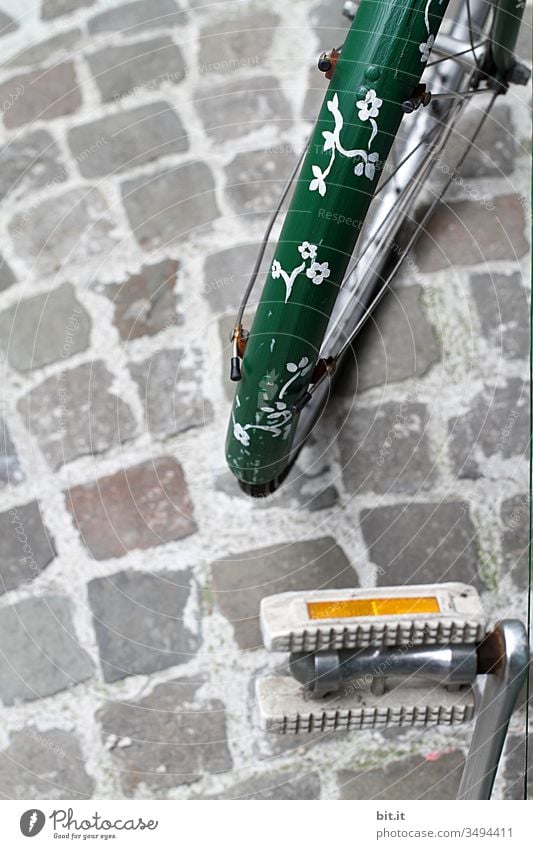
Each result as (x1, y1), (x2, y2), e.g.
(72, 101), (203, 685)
(0, 0), (531, 800)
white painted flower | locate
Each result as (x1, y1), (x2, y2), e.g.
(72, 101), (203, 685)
(298, 241), (317, 260)
(355, 151), (379, 180)
(322, 130), (336, 151)
(287, 356), (309, 373)
(356, 89), (382, 121)
(233, 422), (250, 446)
(310, 164), (327, 197)
(271, 259), (282, 279)
(419, 34), (435, 63)
(306, 260), (330, 285)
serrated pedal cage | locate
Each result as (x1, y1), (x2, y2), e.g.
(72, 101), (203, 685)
(257, 584), (529, 800)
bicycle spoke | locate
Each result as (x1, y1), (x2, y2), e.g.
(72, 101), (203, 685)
(426, 41), (488, 67)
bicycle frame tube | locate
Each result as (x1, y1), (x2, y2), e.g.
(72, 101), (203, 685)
(226, 0), (451, 488)
(491, 0), (527, 77)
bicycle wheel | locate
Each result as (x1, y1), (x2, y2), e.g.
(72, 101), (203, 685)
(225, 0), (525, 497)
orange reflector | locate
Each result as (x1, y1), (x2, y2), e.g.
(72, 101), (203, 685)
(307, 596), (440, 620)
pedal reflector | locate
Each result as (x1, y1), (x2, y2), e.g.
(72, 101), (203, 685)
(260, 583), (486, 652)
(307, 595), (440, 620)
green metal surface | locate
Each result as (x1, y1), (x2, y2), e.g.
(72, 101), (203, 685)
(226, 0), (451, 487)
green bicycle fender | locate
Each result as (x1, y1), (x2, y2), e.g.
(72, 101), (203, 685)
(226, 0), (450, 487)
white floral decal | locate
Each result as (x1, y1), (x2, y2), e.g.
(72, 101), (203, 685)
(298, 241), (317, 260)
(419, 33), (435, 63)
(419, 0), (441, 63)
(356, 89), (382, 146)
(232, 358), (313, 448)
(233, 421), (250, 446)
(354, 151), (379, 180)
(271, 242), (330, 303)
(306, 261), (330, 285)
(309, 91), (382, 197)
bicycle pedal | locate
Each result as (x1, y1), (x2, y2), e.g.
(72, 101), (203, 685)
(256, 675), (475, 733)
(260, 583), (486, 653)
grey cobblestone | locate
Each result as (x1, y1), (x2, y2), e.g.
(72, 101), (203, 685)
(122, 162), (220, 249)
(99, 259), (182, 340)
(195, 74), (292, 142)
(470, 270), (529, 360)
(198, 8), (280, 72)
(0, 501), (56, 595)
(0, 129), (66, 203)
(0, 283), (91, 372)
(88, 569), (200, 682)
(17, 360), (136, 470)
(0, 11), (17, 35)
(336, 285), (440, 394)
(360, 501), (483, 589)
(41, 0), (95, 20)
(86, 37), (185, 103)
(415, 195), (529, 271)
(210, 538), (357, 650)
(447, 378), (529, 479)
(88, 0), (187, 35)
(203, 241), (272, 313)
(338, 401), (436, 495)
(0, 63), (81, 129)
(0, 596), (93, 704)
(338, 750), (464, 800)
(501, 494), (529, 591)
(68, 101), (188, 177)
(7, 28), (81, 68)
(97, 678), (232, 793)
(9, 186), (118, 275)
(310, 0), (350, 44)
(66, 456), (197, 559)
(303, 66), (328, 120)
(130, 347), (213, 438)
(224, 147), (298, 218)
(0, 728), (94, 799)
(0, 256), (16, 292)
(443, 102), (516, 178)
